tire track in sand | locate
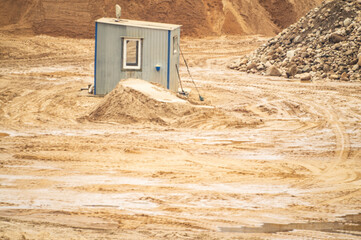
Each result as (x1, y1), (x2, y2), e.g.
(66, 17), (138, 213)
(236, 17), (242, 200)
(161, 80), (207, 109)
(285, 94), (351, 186)
(230, 79), (351, 185)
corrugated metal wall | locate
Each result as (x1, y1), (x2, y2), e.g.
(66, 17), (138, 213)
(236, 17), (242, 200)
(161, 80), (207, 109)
(170, 28), (181, 92)
(95, 22), (180, 95)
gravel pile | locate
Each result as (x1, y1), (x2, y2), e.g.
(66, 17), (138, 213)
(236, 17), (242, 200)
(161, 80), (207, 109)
(229, 0), (361, 81)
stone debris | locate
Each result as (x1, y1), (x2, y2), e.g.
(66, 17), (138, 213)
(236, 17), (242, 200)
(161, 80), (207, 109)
(266, 65), (282, 76)
(300, 73), (312, 81)
(229, 0), (361, 82)
(286, 64), (298, 78)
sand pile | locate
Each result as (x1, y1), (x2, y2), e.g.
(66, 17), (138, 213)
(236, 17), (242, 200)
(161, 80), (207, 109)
(230, 0), (361, 82)
(0, 0), (321, 38)
(87, 79), (251, 129)
(88, 79), (193, 125)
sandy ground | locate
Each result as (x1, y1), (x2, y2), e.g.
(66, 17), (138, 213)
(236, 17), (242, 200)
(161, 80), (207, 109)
(0, 33), (361, 239)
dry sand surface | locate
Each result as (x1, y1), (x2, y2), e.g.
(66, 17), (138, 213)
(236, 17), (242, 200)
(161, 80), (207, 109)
(0, 33), (361, 239)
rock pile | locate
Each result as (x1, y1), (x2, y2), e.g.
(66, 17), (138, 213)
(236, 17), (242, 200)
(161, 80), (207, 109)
(229, 0), (361, 81)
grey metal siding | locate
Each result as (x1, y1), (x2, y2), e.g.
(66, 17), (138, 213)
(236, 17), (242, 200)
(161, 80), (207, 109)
(95, 23), (125, 95)
(123, 26), (168, 89)
(95, 22), (180, 95)
(170, 28), (181, 92)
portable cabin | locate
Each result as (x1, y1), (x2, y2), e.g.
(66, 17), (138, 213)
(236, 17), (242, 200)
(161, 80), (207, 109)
(94, 18), (182, 95)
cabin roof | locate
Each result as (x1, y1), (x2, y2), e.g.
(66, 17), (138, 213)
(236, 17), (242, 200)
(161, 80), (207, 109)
(96, 18), (182, 31)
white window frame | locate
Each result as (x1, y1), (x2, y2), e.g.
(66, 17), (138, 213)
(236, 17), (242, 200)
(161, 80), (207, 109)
(123, 38), (142, 70)
(173, 35), (178, 55)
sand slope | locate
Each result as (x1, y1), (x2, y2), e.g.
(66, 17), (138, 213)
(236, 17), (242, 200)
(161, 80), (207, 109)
(0, 0), (322, 37)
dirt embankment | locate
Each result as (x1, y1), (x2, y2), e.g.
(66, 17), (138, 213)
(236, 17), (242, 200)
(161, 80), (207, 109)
(0, 0), (322, 38)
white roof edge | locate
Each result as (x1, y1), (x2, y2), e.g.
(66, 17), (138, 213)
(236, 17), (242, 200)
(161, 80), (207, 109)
(96, 18), (182, 31)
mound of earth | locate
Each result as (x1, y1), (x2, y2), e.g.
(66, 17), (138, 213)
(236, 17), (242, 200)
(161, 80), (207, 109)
(0, 0), (322, 38)
(230, 0), (361, 82)
(88, 79), (195, 125)
(86, 79), (255, 129)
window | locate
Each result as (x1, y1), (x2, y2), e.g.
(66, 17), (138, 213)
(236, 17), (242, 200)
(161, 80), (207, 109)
(123, 38), (142, 70)
(173, 36), (178, 55)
